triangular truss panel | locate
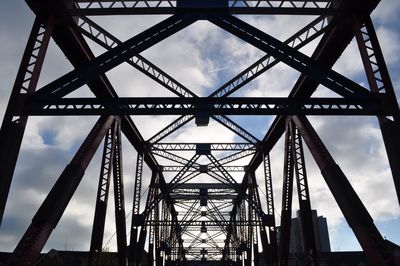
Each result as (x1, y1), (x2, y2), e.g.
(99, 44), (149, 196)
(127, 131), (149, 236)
(1, 0), (400, 265)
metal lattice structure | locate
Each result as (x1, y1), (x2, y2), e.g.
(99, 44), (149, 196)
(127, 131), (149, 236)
(1, 0), (400, 265)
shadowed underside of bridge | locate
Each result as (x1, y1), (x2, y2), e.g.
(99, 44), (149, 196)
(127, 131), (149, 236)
(0, 0), (400, 266)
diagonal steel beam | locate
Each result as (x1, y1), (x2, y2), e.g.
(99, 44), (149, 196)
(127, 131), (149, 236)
(208, 13), (373, 99)
(33, 13), (198, 99)
(206, 154), (237, 185)
(152, 149), (201, 166)
(78, 17), (336, 146)
(148, 115), (194, 143)
(353, 17), (400, 206)
(145, 15), (333, 147)
(292, 115), (398, 265)
(77, 16), (198, 98)
(144, 16), (328, 143)
(141, 155), (201, 218)
(0, 17), (54, 226)
(7, 116), (115, 265)
(209, 148), (255, 166)
(212, 115), (259, 143)
(55, 14), (258, 146)
(209, 15), (330, 98)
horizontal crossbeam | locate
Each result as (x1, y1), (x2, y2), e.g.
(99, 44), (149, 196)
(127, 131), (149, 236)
(25, 97), (384, 116)
(151, 143), (256, 151)
(160, 165), (247, 172)
(145, 220), (263, 226)
(72, 0), (335, 16)
(168, 183), (240, 190)
(171, 194), (238, 200)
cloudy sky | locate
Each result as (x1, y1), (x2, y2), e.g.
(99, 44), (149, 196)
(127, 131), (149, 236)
(0, 0), (400, 255)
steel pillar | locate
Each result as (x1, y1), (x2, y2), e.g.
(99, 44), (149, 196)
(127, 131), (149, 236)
(129, 153), (144, 265)
(112, 119), (128, 266)
(288, 120), (319, 265)
(278, 122), (295, 266)
(0, 17), (53, 226)
(353, 16), (400, 206)
(88, 122), (118, 266)
(292, 115), (397, 266)
(263, 153), (278, 265)
(6, 115), (115, 266)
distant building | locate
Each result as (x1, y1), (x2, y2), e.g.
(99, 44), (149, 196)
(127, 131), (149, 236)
(289, 210), (331, 253)
(273, 210), (372, 266)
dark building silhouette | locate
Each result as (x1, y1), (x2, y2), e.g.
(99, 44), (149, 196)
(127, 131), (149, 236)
(289, 210), (331, 253)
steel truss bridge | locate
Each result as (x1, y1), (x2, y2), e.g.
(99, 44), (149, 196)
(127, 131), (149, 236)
(1, 0), (400, 265)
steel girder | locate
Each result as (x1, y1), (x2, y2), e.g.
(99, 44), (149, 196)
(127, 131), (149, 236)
(292, 115), (398, 265)
(352, 16), (400, 206)
(0, 16), (54, 227)
(24, 96), (384, 116)
(88, 121), (118, 266)
(1, 0), (400, 265)
(72, 0), (336, 16)
(7, 116), (116, 265)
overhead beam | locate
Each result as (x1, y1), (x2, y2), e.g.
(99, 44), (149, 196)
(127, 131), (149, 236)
(168, 183), (240, 190)
(25, 97), (383, 116)
(71, 0), (336, 16)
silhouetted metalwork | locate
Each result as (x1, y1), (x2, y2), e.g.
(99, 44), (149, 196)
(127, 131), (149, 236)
(1, 0), (400, 265)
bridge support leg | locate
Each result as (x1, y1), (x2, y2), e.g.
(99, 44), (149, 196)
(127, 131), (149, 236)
(278, 122), (295, 266)
(6, 116), (115, 266)
(88, 122), (118, 266)
(112, 119), (128, 266)
(353, 16), (400, 206)
(288, 120), (319, 265)
(292, 115), (398, 266)
(0, 17), (53, 226)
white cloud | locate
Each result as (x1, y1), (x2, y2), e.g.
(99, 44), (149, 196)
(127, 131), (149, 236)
(372, 0), (400, 25)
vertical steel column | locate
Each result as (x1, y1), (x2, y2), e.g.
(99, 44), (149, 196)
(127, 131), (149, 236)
(88, 122), (118, 266)
(6, 115), (115, 266)
(279, 121), (295, 266)
(112, 119), (128, 266)
(148, 208), (155, 266)
(154, 192), (161, 266)
(292, 115), (396, 266)
(263, 153), (278, 265)
(170, 213), (176, 262)
(0, 17), (53, 226)
(249, 172), (264, 266)
(240, 202), (246, 265)
(138, 171), (158, 265)
(353, 16), (400, 206)
(246, 177), (254, 266)
(129, 153), (144, 265)
(254, 228), (260, 266)
(288, 120), (318, 266)
(236, 206), (242, 263)
(160, 199), (168, 264)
